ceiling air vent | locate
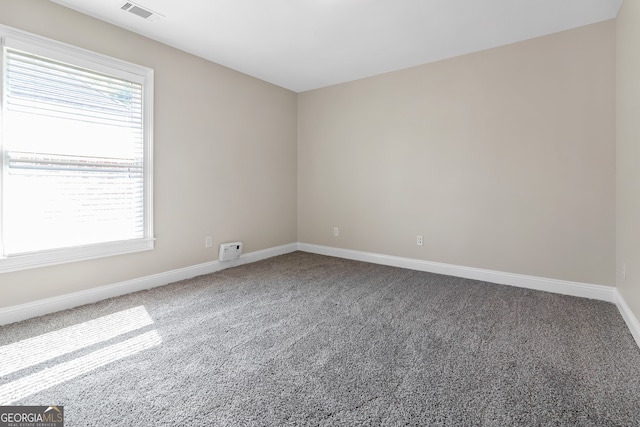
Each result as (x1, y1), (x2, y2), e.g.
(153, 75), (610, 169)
(120, 2), (163, 21)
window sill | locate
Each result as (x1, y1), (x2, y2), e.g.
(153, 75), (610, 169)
(0, 239), (155, 274)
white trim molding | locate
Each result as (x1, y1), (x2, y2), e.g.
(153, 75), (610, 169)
(298, 243), (640, 349)
(2, 242), (639, 352)
(0, 243), (297, 326)
(615, 290), (640, 349)
(298, 243), (616, 302)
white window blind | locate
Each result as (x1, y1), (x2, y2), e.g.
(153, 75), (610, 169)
(0, 26), (153, 271)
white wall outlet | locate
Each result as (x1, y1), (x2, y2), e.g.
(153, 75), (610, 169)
(417, 235), (423, 246)
(205, 236), (213, 248)
(333, 227), (339, 237)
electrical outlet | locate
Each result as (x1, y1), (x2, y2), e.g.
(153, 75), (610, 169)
(416, 235), (423, 246)
(333, 227), (339, 237)
(623, 263), (626, 280)
(205, 236), (213, 248)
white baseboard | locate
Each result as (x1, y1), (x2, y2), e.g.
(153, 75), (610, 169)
(297, 243), (617, 302)
(0, 243), (297, 326)
(297, 243), (640, 349)
(615, 290), (640, 349)
(3, 241), (639, 351)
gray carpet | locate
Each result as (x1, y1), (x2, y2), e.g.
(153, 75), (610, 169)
(1, 252), (639, 426)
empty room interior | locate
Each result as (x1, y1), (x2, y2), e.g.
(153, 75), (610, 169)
(1, 0), (640, 425)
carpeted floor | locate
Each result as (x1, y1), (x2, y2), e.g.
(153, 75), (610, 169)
(1, 252), (639, 426)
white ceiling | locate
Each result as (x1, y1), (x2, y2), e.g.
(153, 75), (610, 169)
(50, 0), (622, 92)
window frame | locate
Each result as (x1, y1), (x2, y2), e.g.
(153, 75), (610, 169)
(0, 25), (154, 273)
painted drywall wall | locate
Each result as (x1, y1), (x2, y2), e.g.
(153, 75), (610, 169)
(616, 1), (640, 322)
(298, 21), (616, 286)
(0, 0), (298, 307)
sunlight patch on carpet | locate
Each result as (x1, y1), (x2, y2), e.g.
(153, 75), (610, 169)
(0, 329), (162, 405)
(0, 306), (162, 405)
(0, 306), (154, 376)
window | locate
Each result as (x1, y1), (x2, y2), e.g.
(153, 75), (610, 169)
(0, 26), (154, 273)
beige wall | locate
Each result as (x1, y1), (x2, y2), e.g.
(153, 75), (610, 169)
(0, 1), (621, 310)
(298, 21), (616, 286)
(616, 1), (640, 321)
(0, 0), (298, 307)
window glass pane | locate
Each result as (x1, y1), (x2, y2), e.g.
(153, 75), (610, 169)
(2, 47), (145, 255)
